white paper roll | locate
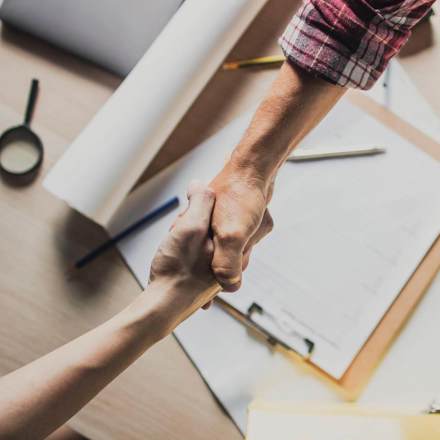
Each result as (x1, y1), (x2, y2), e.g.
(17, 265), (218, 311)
(43, 0), (268, 225)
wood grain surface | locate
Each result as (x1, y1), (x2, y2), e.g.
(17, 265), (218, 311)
(0, 3), (438, 439)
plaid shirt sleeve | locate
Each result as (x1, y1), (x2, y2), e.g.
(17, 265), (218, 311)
(279, 0), (435, 89)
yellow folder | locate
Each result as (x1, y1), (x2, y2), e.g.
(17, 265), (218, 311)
(247, 401), (440, 440)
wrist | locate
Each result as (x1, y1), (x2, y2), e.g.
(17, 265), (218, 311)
(121, 281), (181, 342)
(229, 144), (277, 185)
(228, 151), (275, 190)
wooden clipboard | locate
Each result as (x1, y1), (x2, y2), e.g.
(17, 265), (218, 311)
(217, 93), (440, 399)
(338, 93), (440, 398)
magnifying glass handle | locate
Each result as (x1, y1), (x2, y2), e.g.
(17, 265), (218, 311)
(24, 79), (39, 127)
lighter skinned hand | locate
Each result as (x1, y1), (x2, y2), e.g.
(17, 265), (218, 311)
(149, 181), (220, 322)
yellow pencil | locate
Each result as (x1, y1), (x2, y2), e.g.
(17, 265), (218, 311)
(223, 55), (285, 70)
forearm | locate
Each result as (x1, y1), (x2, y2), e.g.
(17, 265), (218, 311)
(230, 61), (345, 183)
(0, 283), (176, 440)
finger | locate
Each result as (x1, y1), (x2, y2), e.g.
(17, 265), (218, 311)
(242, 249), (251, 271)
(169, 208), (188, 231)
(243, 210), (274, 255)
(242, 210), (274, 270)
(212, 231), (244, 292)
(171, 179), (205, 232)
(267, 179), (275, 203)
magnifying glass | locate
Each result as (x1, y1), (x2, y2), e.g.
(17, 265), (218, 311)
(0, 79), (43, 181)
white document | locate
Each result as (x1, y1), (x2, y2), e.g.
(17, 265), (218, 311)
(223, 160), (440, 377)
(218, 96), (440, 377)
(43, 0), (268, 225)
(110, 99), (440, 431)
(246, 403), (440, 440)
(367, 60), (440, 143)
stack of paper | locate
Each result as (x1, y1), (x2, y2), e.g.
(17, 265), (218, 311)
(247, 402), (440, 440)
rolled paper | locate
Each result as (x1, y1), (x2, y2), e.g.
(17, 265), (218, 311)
(43, 0), (268, 226)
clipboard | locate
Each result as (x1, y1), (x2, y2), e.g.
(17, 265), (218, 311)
(215, 93), (440, 399)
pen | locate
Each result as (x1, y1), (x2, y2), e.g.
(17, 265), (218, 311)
(72, 196), (180, 270)
(287, 146), (386, 162)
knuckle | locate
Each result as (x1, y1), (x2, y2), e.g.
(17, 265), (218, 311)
(259, 210), (274, 234)
(211, 267), (242, 292)
(212, 265), (237, 282)
(191, 224), (207, 237)
(216, 230), (245, 247)
(201, 187), (215, 200)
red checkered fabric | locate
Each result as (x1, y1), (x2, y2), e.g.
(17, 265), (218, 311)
(280, 1), (435, 89)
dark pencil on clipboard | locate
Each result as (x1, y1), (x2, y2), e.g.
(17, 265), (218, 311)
(71, 196), (179, 271)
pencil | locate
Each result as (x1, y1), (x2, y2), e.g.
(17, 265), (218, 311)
(288, 147), (386, 162)
(223, 55), (285, 70)
(73, 196), (180, 270)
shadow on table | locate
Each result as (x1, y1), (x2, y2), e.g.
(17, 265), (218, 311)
(0, 24), (121, 90)
(54, 208), (128, 302)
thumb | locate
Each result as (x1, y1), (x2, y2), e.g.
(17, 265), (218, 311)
(177, 180), (215, 235)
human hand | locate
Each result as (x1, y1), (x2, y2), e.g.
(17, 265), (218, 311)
(209, 160), (274, 292)
(148, 181), (220, 326)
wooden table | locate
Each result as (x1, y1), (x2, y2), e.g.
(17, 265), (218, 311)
(0, 3), (439, 439)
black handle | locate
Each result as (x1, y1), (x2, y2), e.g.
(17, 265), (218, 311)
(24, 79), (39, 126)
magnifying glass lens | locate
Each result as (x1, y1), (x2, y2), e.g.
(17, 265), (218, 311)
(0, 79), (43, 181)
(0, 137), (41, 174)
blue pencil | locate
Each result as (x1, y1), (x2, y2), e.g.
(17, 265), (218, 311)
(74, 196), (180, 269)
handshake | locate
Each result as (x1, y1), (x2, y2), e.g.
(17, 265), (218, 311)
(148, 160), (274, 326)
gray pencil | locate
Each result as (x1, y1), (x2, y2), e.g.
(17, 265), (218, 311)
(288, 146), (386, 162)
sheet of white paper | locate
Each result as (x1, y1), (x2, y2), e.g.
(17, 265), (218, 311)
(217, 99), (440, 378)
(223, 151), (440, 378)
(246, 405), (440, 440)
(110, 99), (440, 432)
(43, 0), (268, 225)
(367, 60), (440, 143)
(0, 0), (183, 76)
